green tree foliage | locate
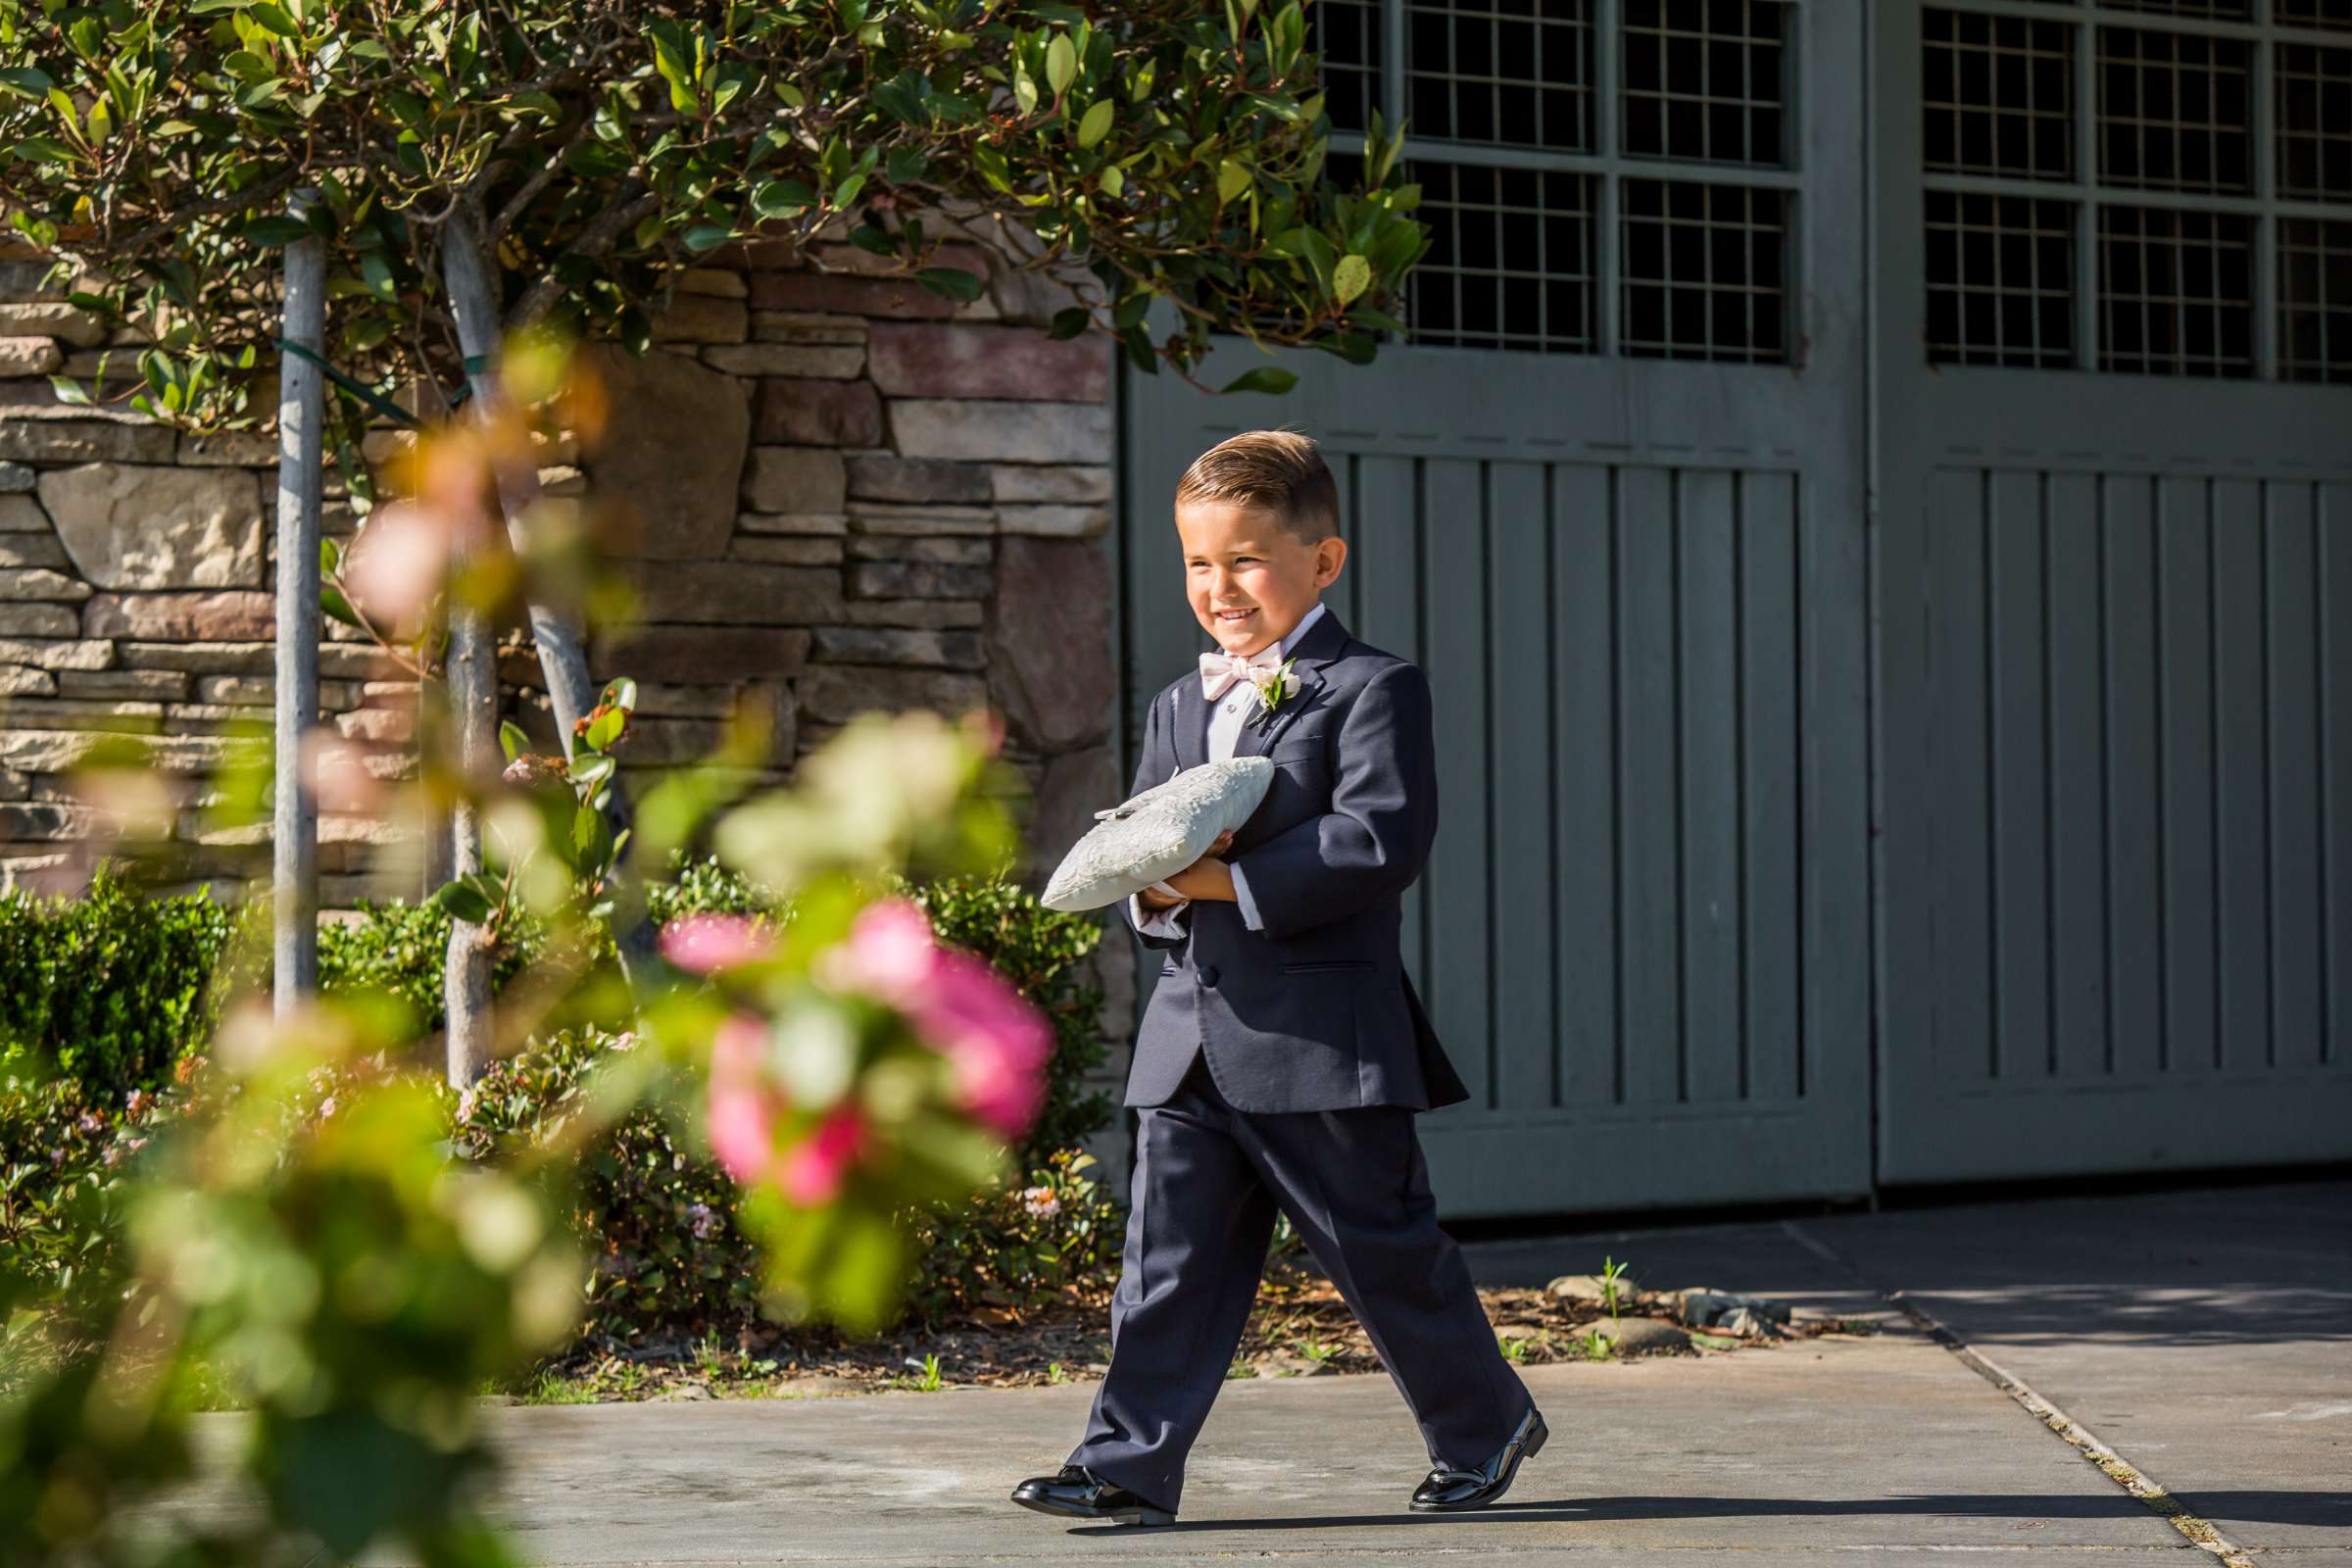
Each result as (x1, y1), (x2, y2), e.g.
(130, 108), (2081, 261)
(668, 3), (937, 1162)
(0, 0), (1425, 462)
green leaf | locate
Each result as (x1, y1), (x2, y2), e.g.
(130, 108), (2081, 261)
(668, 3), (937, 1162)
(8, 136), (79, 165)
(319, 586), (362, 627)
(240, 217), (313, 247)
(602, 677), (639, 713)
(1220, 366), (1298, 396)
(1331, 253), (1372, 306)
(499, 721), (529, 763)
(584, 708), (626, 754)
(1075, 99), (1114, 150)
(1217, 159), (1252, 203)
(570, 753), (615, 789)
(248, 3), (301, 36)
(1046, 33), (1077, 97)
(751, 179), (815, 219)
(0, 68), (55, 99)
(914, 267), (983, 302)
(1047, 306), (1091, 341)
(682, 222), (733, 253)
(427, 877), (495, 926)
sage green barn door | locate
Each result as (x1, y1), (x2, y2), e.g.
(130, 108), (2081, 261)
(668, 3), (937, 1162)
(1119, 0), (1875, 1219)
(1873, 2), (2352, 1182)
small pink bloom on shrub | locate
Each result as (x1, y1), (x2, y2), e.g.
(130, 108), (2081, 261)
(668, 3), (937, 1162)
(1021, 1186), (1060, 1220)
(780, 1104), (869, 1206)
(705, 1012), (779, 1185)
(909, 951), (1053, 1138)
(820, 898), (1053, 1138)
(662, 913), (772, 975)
(318, 1096), (337, 1119)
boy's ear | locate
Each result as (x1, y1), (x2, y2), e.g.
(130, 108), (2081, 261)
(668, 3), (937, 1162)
(1315, 533), (1348, 586)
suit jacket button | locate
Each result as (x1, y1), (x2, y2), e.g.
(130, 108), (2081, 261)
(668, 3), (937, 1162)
(1199, 964), (1219, 987)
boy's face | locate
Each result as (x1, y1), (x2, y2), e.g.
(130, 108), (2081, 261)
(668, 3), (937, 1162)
(1175, 497), (1346, 655)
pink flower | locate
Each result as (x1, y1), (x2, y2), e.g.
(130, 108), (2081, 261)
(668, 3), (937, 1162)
(318, 1096), (337, 1119)
(1021, 1186), (1060, 1220)
(819, 898), (1053, 1139)
(344, 499), (451, 632)
(819, 899), (939, 1002)
(703, 1013), (778, 1185)
(662, 913), (772, 976)
(780, 1105), (868, 1207)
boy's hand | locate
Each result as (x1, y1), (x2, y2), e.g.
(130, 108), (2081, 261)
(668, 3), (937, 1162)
(1138, 830), (1236, 906)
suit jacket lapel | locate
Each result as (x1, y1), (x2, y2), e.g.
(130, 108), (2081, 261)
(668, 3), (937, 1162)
(1170, 680), (1207, 770)
(1232, 607), (1352, 760)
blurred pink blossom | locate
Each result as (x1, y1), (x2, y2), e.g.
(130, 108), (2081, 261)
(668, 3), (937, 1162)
(343, 499), (450, 631)
(780, 1105), (868, 1206)
(704, 1012), (778, 1185)
(662, 913), (773, 976)
(821, 898), (1053, 1139)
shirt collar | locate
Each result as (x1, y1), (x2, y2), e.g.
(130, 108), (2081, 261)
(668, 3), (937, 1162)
(1272, 599), (1326, 659)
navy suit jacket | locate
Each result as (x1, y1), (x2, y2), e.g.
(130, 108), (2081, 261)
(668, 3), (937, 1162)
(1118, 607), (1471, 1114)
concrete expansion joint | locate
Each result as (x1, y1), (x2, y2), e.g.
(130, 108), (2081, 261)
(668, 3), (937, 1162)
(1778, 1220), (2255, 1568)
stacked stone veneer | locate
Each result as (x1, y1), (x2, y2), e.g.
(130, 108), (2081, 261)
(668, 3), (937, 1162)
(0, 217), (1138, 1088)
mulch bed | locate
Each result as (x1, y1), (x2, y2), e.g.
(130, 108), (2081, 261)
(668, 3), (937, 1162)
(520, 1255), (1882, 1403)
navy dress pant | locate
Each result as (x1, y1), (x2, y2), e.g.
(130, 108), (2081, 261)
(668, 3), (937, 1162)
(1067, 1049), (1533, 1511)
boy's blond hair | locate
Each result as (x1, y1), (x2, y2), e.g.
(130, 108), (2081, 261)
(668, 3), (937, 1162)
(1174, 426), (1341, 545)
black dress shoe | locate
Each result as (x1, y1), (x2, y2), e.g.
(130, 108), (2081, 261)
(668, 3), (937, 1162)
(1009, 1463), (1177, 1526)
(1409, 1403), (1547, 1512)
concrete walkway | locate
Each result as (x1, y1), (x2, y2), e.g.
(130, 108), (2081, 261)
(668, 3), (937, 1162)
(308, 1178), (2347, 1564)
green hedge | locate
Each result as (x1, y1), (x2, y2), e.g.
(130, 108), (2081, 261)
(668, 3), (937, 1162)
(0, 861), (1125, 1343)
(0, 866), (235, 1102)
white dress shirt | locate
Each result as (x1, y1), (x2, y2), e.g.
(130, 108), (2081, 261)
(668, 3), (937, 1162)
(1129, 599), (1328, 938)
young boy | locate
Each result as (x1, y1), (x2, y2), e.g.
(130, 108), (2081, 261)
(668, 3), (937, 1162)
(1009, 429), (1544, 1526)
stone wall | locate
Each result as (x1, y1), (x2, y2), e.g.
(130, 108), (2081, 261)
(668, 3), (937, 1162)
(0, 214), (1137, 1128)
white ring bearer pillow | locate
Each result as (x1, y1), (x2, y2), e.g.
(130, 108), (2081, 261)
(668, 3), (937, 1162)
(1039, 757), (1275, 913)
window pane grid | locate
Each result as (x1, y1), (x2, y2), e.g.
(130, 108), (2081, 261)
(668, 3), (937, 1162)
(2097, 25), (2254, 193)
(1923, 5), (2351, 380)
(1924, 8), (2075, 179)
(2097, 204), (2257, 374)
(1402, 161), (1597, 352)
(1312, 0), (1385, 135)
(1406, 0), (1594, 153)
(1927, 190), (2078, 366)
(2278, 216), (2352, 380)
(2276, 38), (2352, 199)
(1620, 177), (1788, 361)
(2273, 1), (2352, 31)
(1620, 0), (1791, 167)
(2100, 0), (2252, 20)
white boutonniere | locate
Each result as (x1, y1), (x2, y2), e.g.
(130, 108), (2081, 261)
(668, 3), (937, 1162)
(1244, 658), (1299, 727)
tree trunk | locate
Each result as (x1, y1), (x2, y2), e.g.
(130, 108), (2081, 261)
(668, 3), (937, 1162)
(272, 187), (324, 1016)
(435, 201), (654, 1076)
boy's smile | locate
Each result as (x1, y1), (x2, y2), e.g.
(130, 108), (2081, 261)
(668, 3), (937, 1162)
(1174, 497), (1347, 657)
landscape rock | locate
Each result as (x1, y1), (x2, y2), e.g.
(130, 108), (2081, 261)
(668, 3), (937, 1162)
(1589, 1316), (1691, 1354)
(1546, 1272), (1642, 1306)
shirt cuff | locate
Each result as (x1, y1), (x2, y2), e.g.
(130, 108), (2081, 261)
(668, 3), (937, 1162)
(1130, 889), (1191, 938)
(1228, 858), (1269, 933)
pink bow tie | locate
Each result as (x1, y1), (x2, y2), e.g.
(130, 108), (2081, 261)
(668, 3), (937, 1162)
(1199, 642), (1283, 700)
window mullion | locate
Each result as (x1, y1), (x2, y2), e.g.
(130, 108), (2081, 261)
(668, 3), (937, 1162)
(2254, 0), (2279, 377)
(2077, 15), (2101, 370)
(1596, 0), (1621, 354)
